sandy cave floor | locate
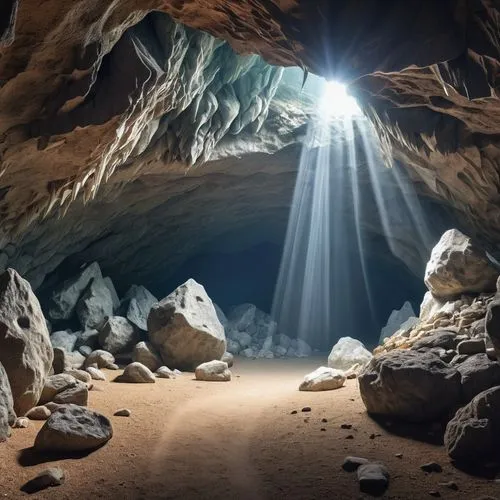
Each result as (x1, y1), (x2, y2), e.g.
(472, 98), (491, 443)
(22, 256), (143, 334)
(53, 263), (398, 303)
(1, 357), (500, 500)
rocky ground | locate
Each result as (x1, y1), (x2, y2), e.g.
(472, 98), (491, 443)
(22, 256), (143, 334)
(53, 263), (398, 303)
(0, 357), (498, 500)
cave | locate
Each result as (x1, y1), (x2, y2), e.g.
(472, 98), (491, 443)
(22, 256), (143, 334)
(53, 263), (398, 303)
(2, 2), (500, 499)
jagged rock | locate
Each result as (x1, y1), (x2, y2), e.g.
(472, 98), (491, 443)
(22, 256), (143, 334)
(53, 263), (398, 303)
(328, 337), (372, 371)
(342, 456), (369, 472)
(76, 277), (114, 330)
(195, 360), (231, 382)
(103, 277), (120, 311)
(65, 369), (92, 384)
(380, 301), (416, 344)
(411, 331), (459, 351)
(457, 339), (486, 355)
(424, 229), (498, 299)
(0, 269), (53, 416)
(118, 362), (156, 383)
(419, 291), (448, 323)
(21, 467), (65, 494)
(39, 374), (77, 404)
(148, 279), (226, 370)
(299, 367), (345, 391)
(84, 350), (115, 369)
(132, 341), (162, 372)
(155, 366), (176, 379)
(48, 262), (102, 321)
(231, 331), (252, 349)
(98, 317), (138, 355)
(52, 380), (88, 406)
(357, 463), (390, 496)
(0, 362), (15, 440)
(213, 303), (228, 326)
(50, 330), (78, 352)
(359, 350), (461, 422)
(26, 405), (51, 420)
(124, 285), (158, 331)
(227, 303), (256, 332)
(34, 404), (113, 452)
(456, 354), (500, 403)
(445, 386), (500, 463)
(86, 366), (106, 381)
(221, 352), (234, 367)
(74, 329), (99, 351)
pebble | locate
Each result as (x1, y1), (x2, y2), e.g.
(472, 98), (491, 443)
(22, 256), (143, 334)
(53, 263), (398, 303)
(395, 453), (403, 459)
(439, 481), (458, 491)
(321, 418), (328, 423)
(86, 366), (106, 381)
(290, 410), (297, 415)
(345, 435), (354, 440)
(13, 417), (29, 428)
(341, 423), (352, 429)
(114, 408), (131, 417)
(342, 456), (369, 472)
(320, 428), (326, 432)
(420, 462), (442, 473)
(301, 407), (311, 412)
(429, 491), (441, 498)
(21, 467), (65, 493)
(357, 462), (390, 496)
(369, 433), (381, 440)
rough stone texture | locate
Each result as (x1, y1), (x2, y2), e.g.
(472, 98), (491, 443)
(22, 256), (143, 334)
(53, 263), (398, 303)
(52, 380), (88, 406)
(299, 366), (345, 392)
(328, 337), (372, 371)
(65, 369), (92, 384)
(424, 230), (498, 299)
(39, 374), (78, 404)
(0, 362), (15, 440)
(195, 360), (231, 382)
(379, 301), (416, 344)
(98, 317), (138, 355)
(221, 352), (234, 368)
(50, 330), (78, 352)
(84, 350), (115, 369)
(74, 329), (100, 351)
(148, 279), (226, 370)
(0, 269), (53, 416)
(25, 405), (51, 420)
(124, 285), (158, 331)
(21, 467), (65, 494)
(155, 366), (176, 379)
(359, 350), (461, 422)
(456, 354), (500, 403)
(132, 341), (162, 372)
(118, 362), (156, 383)
(34, 404), (113, 452)
(76, 277), (114, 330)
(486, 296), (500, 359)
(357, 463), (390, 496)
(445, 386), (500, 463)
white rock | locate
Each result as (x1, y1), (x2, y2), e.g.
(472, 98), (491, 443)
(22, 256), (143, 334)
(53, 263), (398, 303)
(119, 362), (155, 383)
(328, 337), (372, 371)
(195, 360), (231, 382)
(86, 366), (106, 381)
(296, 338), (312, 357)
(84, 349), (115, 369)
(299, 366), (346, 391)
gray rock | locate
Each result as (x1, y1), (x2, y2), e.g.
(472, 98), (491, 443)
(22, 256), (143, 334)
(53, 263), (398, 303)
(451, 354), (469, 365)
(0, 269), (53, 416)
(195, 360), (231, 382)
(420, 462), (443, 473)
(299, 366), (345, 391)
(328, 337), (372, 371)
(155, 366), (176, 379)
(457, 339), (486, 355)
(50, 330), (78, 352)
(26, 405), (51, 420)
(79, 345), (92, 357)
(34, 404), (113, 452)
(411, 330), (459, 351)
(425, 229), (498, 298)
(231, 331), (252, 349)
(296, 339), (312, 357)
(52, 348), (66, 375)
(240, 347), (255, 358)
(39, 374), (78, 404)
(114, 408), (131, 417)
(342, 456), (369, 472)
(84, 349), (115, 369)
(86, 366), (106, 381)
(74, 329), (99, 351)
(65, 369), (92, 384)
(359, 350), (461, 422)
(445, 386), (500, 463)
(65, 351), (86, 370)
(226, 339), (240, 355)
(227, 303), (256, 331)
(52, 380), (88, 406)
(118, 362), (156, 383)
(76, 277), (114, 330)
(213, 303), (228, 326)
(49, 262), (102, 321)
(148, 279), (226, 370)
(486, 296), (500, 359)
(0, 362), (15, 440)
(273, 345), (288, 358)
(98, 316), (138, 355)
(103, 277), (120, 311)
(21, 467), (65, 494)
(275, 333), (292, 350)
(124, 285), (158, 331)
(132, 341), (162, 372)
(221, 351), (234, 367)
(456, 354), (500, 403)
(357, 463), (390, 496)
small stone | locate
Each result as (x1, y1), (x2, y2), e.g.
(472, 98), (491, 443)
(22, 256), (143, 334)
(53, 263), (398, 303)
(107, 363), (119, 370)
(369, 433), (381, 439)
(13, 417), (29, 428)
(44, 402), (62, 412)
(117, 362), (156, 383)
(429, 491), (441, 498)
(195, 360), (231, 382)
(155, 366), (176, 379)
(342, 456), (369, 472)
(420, 462), (443, 473)
(21, 467), (65, 494)
(345, 434), (354, 440)
(114, 408), (131, 417)
(320, 428), (326, 431)
(439, 481), (458, 491)
(457, 339), (486, 355)
(321, 418), (328, 423)
(86, 366), (107, 381)
(395, 453), (403, 459)
(26, 406), (51, 420)
(357, 462), (390, 496)
(341, 423), (352, 429)
(65, 369), (92, 384)
(290, 410), (297, 415)
(301, 406), (311, 412)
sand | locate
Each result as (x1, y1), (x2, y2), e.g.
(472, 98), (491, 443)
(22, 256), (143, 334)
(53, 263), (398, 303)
(0, 357), (498, 499)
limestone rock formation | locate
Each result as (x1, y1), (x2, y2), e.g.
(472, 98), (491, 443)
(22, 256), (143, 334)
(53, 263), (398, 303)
(195, 360), (231, 382)
(148, 279), (226, 370)
(0, 269), (53, 416)
(359, 350), (461, 422)
(328, 337), (372, 371)
(0, 362), (15, 441)
(424, 230), (498, 299)
(299, 367), (345, 392)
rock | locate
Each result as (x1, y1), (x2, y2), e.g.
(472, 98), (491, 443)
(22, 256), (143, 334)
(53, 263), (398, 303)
(213, 303), (228, 326)
(74, 329), (99, 351)
(424, 229), (498, 298)
(275, 333), (292, 349)
(132, 341), (162, 371)
(457, 339), (486, 355)
(227, 303), (256, 331)
(65, 351), (86, 370)
(328, 337), (372, 371)
(124, 285), (158, 331)
(296, 338), (312, 357)
(273, 345), (288, 358)
(84, 349), (115, 369)
(379, 301), (417, 344)
(103, 277), (120, 311)
(299, 366), (346, 391)
(50, 330), (78, 352)
(221, 351), (234, 367)
(456, 354), (500, 403)
(195, 360), (231, 382)
(52, 380), (88, 406)
(345, 363), (362, 379)
(342, 456), (369, 472)
(357, 463), (390, 496)
(445, 386), (500, 463)
(439, 481), (458, 491)
(65, 369), (92, 384)
(359, 350), (461, 422)
(240, 347), (255, 358)
(0, 362), (15, 440)
(39, 374), (78, 404)
(76, 277), (114, 330)
(411, 330), (459, 351)
(256, 349), (274, 359)
(79, 345), (93, 357)
(26, 406), (51, 420)
(148, 279), (226, 370)
(118, 362), (156, 383)
(34, 404), (113, 452)
(21, 467), (65, 494)
(86, 367), (106, 381)
(486, 296), (500, 359)
(451, 354), (469, 365)
(302, 406), (311, 412)
(52, 348), (66, 374)
(114, 408), (131, 417)
(155, 366), (176, 378)
(232, 331), (252, 349)
(0, 269), (53, 416)
(420, 462), (443, 473)
(98, 316), (138, 355)
(226, 339), (240, 355)
(13, 417), (29, 428)
(49, 262), (102, 321)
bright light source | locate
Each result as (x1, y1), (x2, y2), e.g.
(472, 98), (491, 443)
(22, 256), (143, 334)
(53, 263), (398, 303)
(320, 80), (362, 118)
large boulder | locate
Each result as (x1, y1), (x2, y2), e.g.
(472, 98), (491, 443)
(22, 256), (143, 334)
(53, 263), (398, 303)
(76, 278), (114, 330)
(148, 279), (226, 370)
(424, 229), (498, 299)
(34, 404), (112, 452)
(0, 362), (15, 441)
(48, 262), (102, 321)
(328, 337), (372, 371)
(123, 285), (158, 331)
(359, 350), (461, 422)
(299, 366), (345, 391)
(103, 277), (120, 312)
(98, 316), (138, 355)
(0, 269), (53, 416)
(50, 330), (78, 352)
(379, 301), (417, 344)
(456, 354), (500, 403)
(445, 386), (500, 463)
(132, 341), (162, 372)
